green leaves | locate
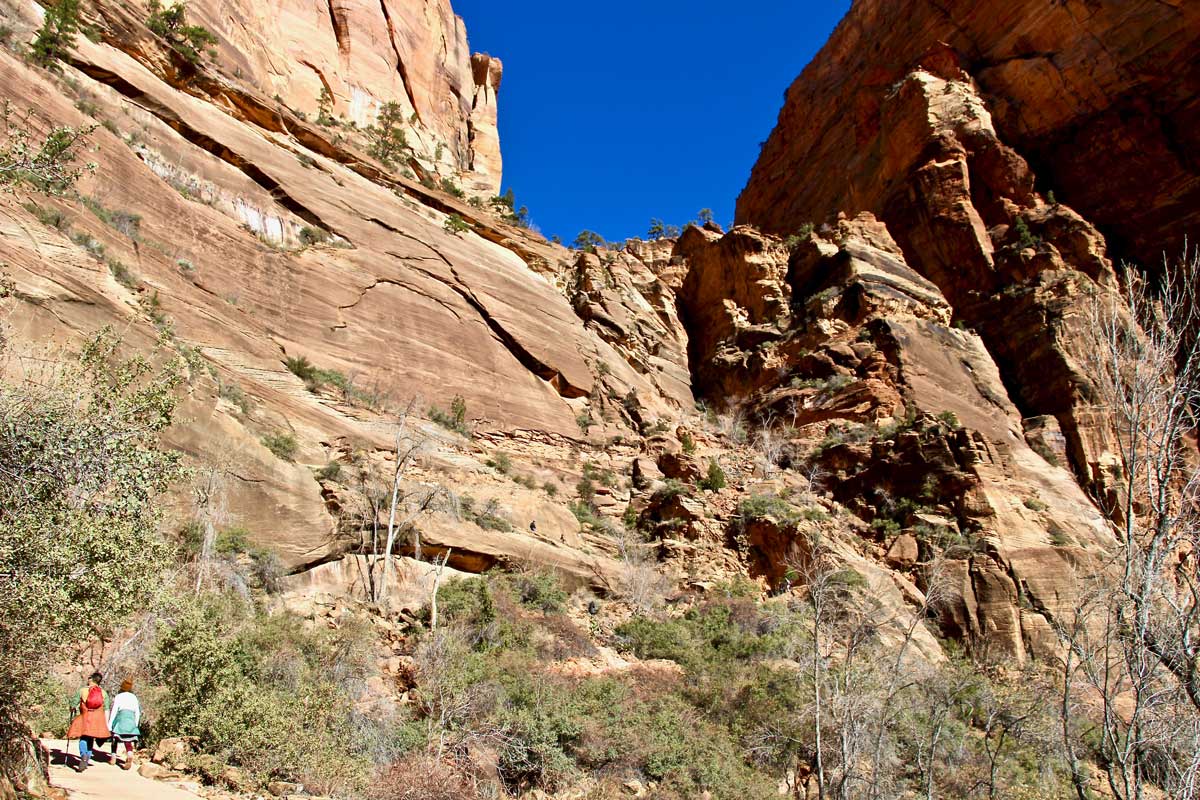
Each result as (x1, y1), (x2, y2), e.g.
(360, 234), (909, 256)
(0, 328), (182, 741)
(0, 101), (95, 195)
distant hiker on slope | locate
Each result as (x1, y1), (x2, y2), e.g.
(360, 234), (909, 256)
(66, 671), (110, 772)
(107, 678), (141, 770)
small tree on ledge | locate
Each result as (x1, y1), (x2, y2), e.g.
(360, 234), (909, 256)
(147, 0), (218, 65)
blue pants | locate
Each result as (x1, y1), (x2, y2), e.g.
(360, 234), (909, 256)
(79, 736), (100, 760)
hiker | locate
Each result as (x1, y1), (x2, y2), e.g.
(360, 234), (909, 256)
(66, 671), (110, 772)
(107, 678), (141, 770)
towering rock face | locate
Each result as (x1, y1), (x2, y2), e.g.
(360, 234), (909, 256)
(737, 28), (1142, 505)
(737, 0), (1200, 268)
(675, 213), (1115, 662)
(0, 0), (673, 577)
(466, 54), (503, 196)
(86, 0), (504, 193)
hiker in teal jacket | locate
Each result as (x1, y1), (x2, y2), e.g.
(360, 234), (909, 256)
(106, 678), (141, 770)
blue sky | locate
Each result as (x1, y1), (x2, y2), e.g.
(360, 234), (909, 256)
(452, 1), (851, 245)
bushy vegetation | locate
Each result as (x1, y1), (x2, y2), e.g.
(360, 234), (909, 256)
(0, 330), (182, 774)
(489, 188), (530, 228)
(315, 86), (335, 126)
(430, 394), (470, 436)
(148, 593), (403, 794)
(1, 101), (94, 195)
(80, 195), (141, 239)
(458, 495), (512, 532)
(367, 101), (410, 167)
(698, 458), (727, 491)
(30, 0), (81, 66)
(146, 1), (218, 65)
(403, 567), (1074, 800)
(283, 354), (382, 407)
(443, 213), (470, 235)
(261, 430), (298, 461)
(573, 230), (604, 253)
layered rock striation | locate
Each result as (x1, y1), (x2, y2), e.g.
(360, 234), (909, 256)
(674, 214), (1113, 661)
(738, 0), (1200, 269)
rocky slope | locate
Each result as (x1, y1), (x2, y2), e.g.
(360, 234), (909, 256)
(0, 0), (678, 581)
(1, 0), (1193, 674)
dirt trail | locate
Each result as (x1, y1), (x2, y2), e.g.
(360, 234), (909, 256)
(41, 740), (206, 800)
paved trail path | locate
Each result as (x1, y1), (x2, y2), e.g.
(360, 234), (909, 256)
(41, 739), (206, 800)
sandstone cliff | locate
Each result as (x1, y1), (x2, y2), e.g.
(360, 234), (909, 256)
(1, 0), (1190, 671)
(738, 0), (1200, 269)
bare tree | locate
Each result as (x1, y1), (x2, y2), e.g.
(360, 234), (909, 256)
(371, 400), (443, 604)
(190, 463), (229, 594)
(428, 549), (452, 633)
(1060, 249), (1200, 799)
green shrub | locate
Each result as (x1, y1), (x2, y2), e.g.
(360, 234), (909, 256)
(299, 226), (331, 245)
(542, 481), (558, 497)
(316, 462), (341, 481)
(217, 380), (249, 414)
(150, 595), (387, 792)
(261, 431), (298, 462)
(936, 410), (961, 428)
(439, 177), (465, 198)
(444, 211), (470, 236)
(31, 0), (81, 66)
(81, 195), (141, 239)
(69, 230), (105, 259)
(657, 478), (691, 500)
(1012, 216), (1040, 250)
(505, 570), (569, 613)
(315, 86), (334, 126)
(214, 525), (251, 554)
(146, 0), (218, 64)
(1, 101), (96, 195)
(487, 451), (513, 474)
(568, 501), (602, 528)
(73, 98), (100, 118)
(737, 493), (798, 525)
(22, 201), (69, 230)
(575, 474), (596, 503)
(366, 102), (409, 167)
(698, 459), (726, 492)
(573, 230), (604, 253)
(1023, 497), (1049, 512)
(430, 394), (470, 436)
(459, 495), (511, 532)
(1, 330), (182, 764)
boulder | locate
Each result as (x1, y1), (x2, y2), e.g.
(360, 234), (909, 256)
(885, 534), (919, 568)
(151, 737), (195, 770)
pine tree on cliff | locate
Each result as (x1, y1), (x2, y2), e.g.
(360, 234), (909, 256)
(30, 0), (81, 67)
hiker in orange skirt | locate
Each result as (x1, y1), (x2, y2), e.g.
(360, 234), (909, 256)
(66, 672), (110, 772)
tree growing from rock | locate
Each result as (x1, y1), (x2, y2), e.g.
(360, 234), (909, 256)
(30, 0), (81, 66)
(146, 0), (218, 65)
(367, 101), (410, 168)
(573, 230), (604, 253)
